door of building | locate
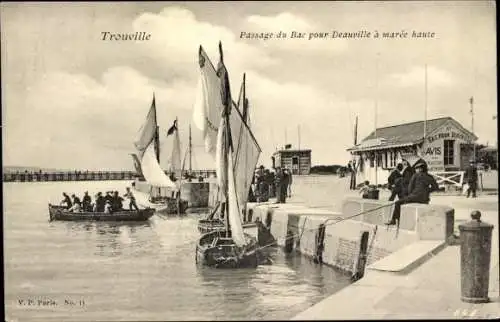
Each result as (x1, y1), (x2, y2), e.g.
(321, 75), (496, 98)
(292, 156), (299, 174)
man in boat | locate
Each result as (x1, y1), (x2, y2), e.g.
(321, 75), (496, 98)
(104, 191), (113, 204)
(94, 192), (105, 212)
(103, 200), (112, 214)
(68, 194), (82, 212)
(112, 191), (124, 211)
(60, 192), (72, 209)
(71, 194), (82, 208)
(386, 161), (439, 225)
(387, 163), (403, 201)
(124, 187), (139, 211)
(82, 191), (92, 212)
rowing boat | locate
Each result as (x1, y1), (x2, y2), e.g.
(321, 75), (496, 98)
(48, 204), (155, 222)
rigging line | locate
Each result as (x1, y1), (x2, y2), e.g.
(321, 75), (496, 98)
(215, 202), (398, 264)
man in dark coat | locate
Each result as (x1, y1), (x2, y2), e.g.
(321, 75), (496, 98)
(95, 192), (105, 212)
(60, 192), (72, 209)
(112, 191), (124, 211)
(400, 159), (414, 197)
(388, 163), (403, 201)
(82, 191), (92, 212)
(464, 160), (478, 198)
(275, 167), (285, 203)
(386, 161), (439, 225)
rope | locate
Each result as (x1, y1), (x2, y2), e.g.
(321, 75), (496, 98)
(212, 201), (397, 265)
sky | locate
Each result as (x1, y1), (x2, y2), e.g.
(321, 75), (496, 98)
(1, 1), (497, 171)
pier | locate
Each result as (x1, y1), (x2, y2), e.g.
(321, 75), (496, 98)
(3, 169), (217, 183)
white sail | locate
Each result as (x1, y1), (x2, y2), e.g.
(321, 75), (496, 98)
(193, 47), (225, 157)
(195, 46), (261, 209)
(231, 106), (261, 210)
(215, 117), (227, 202)
(140, 144), (176, 188)
(135, 96), (177, 189)
(227, 148), (247, 247)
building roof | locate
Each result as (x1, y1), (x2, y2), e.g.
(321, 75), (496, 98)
(273, 149), (311, 155)
(347, 117), (477, 152)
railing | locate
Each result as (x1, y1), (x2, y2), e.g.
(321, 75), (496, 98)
(429, 171), (464, 190)
(3, 169), (217, 183)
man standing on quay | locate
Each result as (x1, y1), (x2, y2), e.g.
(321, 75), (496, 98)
(464, 159), (478, 198)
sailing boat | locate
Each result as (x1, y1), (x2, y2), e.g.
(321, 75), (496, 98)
(133, 95), (189, 214)
(195, 42), (262, 268)
(195, 53), (258, 235)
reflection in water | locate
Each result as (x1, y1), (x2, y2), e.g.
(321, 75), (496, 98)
(5, 181), (352, 321)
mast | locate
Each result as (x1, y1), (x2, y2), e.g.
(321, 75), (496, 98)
(241, 73), (248, 123)
(152, 93), (161, 164)
(470, 96), (475, 163)
(189, 124), (192, 173)
(374, 53), (379, 185)
(218, 41), (231, 237)
(354, 115), (358, 146)
(176, 116), (181, 216)
(423, 64), (428, 149)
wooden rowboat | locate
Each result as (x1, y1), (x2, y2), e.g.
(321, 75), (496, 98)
(195, 230), (259, 268)
(48, 204), (155, 222)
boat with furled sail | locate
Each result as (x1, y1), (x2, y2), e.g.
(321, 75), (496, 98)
(48, 204), (155, 222)
(195, 42), (264, 268)
(132, 95), (188, 214)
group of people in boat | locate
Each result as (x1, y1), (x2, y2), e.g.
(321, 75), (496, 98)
(249, 165), (293, 204)
(60, 187), (139, 213)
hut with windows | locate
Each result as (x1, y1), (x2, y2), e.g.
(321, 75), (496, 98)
(272, 144), (311, 175)
(347, 117), (478, 185)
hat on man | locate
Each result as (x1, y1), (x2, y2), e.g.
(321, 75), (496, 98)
(414, 161), (427, 169)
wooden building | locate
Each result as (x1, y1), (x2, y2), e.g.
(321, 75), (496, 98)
(347, 117), (477, 185)
(272, 146), (311, 175)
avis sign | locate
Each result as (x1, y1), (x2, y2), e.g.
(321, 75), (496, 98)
(423, 141), (444, 171)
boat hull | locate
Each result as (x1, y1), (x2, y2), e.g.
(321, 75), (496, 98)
(198, 219), (258, 236)
(133, 188), (189, 215)
(196, 231), (259, 268)
(149, 199), (189, 215)
(48, 204), (155, 222)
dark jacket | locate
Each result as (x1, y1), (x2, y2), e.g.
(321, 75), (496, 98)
(464, 166), (478, 184)
(401, 167), (414, 195)
(408, 172), (439, 202)
(387, 170), (402, 189)
(95, 196), (105, 212)
(82, 195), (91, 205)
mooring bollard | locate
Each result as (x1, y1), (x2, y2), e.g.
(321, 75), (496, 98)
(458, 210), (493, 303)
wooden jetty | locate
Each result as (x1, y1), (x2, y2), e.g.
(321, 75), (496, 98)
(3, 169), (217, 183)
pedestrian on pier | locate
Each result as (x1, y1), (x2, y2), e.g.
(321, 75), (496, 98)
(464, 159), (478, 198)
(267, 169), (276, 198)
(386, 161), (439, 226)
(275, 167), (285, 203)
(349, 160), (357, 190)
(287, 168), (293, 197)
